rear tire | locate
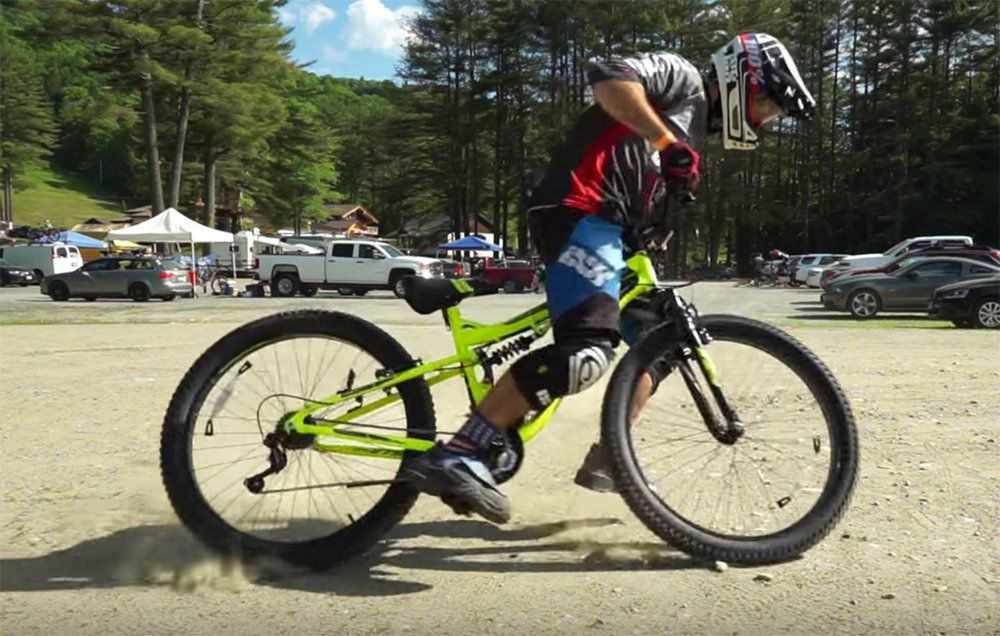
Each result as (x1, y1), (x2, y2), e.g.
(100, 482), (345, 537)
(601, 315), (858, 565)
(160, 310), (436, 569)
(129, 283), (151, 302)
(272, 273), (299, 298)
(48, 281), (70, 301)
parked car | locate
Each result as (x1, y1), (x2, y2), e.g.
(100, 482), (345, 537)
(830, 235), (974, 274)
(804, 258), (848, 288)
(0, 258), (39, 286)
(254, 239), (441, 298)
(822, 257), (1000, 319)
(0, 243), (83, 281)
(476, 258), (538, 293)
(929, 275), (1000, 329)
(40, 256), (192, 302)
(435, 258), (466, 279)
(822, 245), (1000, 288)
(794, 254), (845, 285)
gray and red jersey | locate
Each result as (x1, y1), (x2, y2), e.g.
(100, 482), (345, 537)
(528, 52), (708, 227)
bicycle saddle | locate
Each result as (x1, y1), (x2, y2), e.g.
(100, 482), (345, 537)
(401, 276), (500, 314)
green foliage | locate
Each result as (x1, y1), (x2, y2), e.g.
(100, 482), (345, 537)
(0, 28), (56, 185)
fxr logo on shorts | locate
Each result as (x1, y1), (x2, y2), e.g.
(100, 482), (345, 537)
(557, 245), (615, 286)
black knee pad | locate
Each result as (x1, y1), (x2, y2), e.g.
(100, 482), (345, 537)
(510, 339), (616, 409)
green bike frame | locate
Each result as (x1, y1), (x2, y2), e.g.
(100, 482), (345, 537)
(283, 251), (668, 460)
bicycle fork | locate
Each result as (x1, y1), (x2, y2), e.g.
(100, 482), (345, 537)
(666, 296), (745, 444)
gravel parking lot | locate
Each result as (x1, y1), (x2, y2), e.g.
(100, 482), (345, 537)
(1, 283), (997, 635)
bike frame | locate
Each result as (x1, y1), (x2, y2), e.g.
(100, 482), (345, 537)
(282, 251), (677, 460)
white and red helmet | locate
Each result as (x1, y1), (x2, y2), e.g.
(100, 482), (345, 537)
(712, 33), (816, 150)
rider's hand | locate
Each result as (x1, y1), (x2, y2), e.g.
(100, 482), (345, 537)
(659, 140), (700, 194)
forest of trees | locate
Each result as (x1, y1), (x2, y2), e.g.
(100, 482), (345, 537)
(2, 0), (997, 269)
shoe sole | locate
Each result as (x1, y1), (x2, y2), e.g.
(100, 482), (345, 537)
(402, 464), (511, 524)
(573, 470), (616, 494)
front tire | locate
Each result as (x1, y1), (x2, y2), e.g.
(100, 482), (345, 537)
(48, 281), (70, 301)
(974, 297), (1000, 328)
(160, 310), (436, 569)
(601, 315), (858, 565)
(391, 273), (409, 298)
(847, 289), (880, 319)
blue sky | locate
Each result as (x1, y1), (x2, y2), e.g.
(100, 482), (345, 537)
(277, 0), (421, 81)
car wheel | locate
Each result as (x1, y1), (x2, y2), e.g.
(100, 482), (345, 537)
(391, 275), (409, 299)
(503, 279), (518, 294)
(48, 281), (70, 302)
(272, 273), (299, 298)
(337, 287), (353, 296)
(974, 297), (1000, 329)
(847, 289), (880, 319)
(300, 284), (318, 297)
(129, 283), (151, 302)
(33, 269), (44, 282)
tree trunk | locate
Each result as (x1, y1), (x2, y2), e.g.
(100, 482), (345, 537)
(167, 0), (205, 209)
(2, 169), (13, 224)
(139, 49), (165, 214)
(203, 145), (216, 229)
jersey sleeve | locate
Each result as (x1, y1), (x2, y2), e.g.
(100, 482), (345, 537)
(587, 52), (701, 109)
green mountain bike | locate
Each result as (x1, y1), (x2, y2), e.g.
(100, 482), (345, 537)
(160, 247), (858, 569)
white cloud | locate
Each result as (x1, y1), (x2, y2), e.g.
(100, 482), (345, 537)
(302, 2), (336, 35)
(278, 1), (337, 35)
(344, 0), (420, 56)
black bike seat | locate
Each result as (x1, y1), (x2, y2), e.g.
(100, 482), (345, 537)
(401, 276), (499, 314)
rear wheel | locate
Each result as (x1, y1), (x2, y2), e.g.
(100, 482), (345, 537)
(601, 315), (858, 564)
(160, 310), (436, 569)
(129, 283), (151, 302)
(974, 298), (1000, 329)
(272, 273), (299, 298)
(48, 281), (70, 301)
(337, 287), (353, 296)
(503, 279), (523, 294)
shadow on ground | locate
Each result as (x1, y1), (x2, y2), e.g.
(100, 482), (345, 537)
(0, 518), (698, 597)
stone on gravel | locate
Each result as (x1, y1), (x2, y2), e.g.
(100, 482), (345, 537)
(713, 561), (728, 573)
(753, 573), (774, 582)
(881, 593), (896, 600)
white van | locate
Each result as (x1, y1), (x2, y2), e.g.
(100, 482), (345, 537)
(0, 244), (84, 280)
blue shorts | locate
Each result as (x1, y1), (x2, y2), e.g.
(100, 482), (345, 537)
(531, 210), (648, 346)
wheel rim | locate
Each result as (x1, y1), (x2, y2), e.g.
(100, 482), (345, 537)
(277, 278), (294, 295)
(52, 283), (67, 299)
(395, 279), (405, 296)
(978, 300), (1000, 328)
(183, 335), (416, 544)
(625, 337), (837, 539)
(132, 286), (148, 300)
(851, 292), (877, 316)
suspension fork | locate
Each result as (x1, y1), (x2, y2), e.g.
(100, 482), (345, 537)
(664, 293), (744, 443)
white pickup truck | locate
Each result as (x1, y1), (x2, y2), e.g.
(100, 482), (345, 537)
(254, 239), (442, 297)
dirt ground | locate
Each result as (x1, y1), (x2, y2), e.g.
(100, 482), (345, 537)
(1, 283), (997, 635)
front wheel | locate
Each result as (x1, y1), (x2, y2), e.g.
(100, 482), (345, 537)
(974, 297), (1000, 328)
(160, 310), (436, 569)
(848, 289), (880, 319)
(601, 315), (858, 564)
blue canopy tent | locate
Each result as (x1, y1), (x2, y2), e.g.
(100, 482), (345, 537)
(438, 235), (503, 251)
(37, 231), (108, 249)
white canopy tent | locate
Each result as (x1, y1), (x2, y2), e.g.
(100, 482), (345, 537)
(108, 208), (235, 295)
(107, 207), (233, 243)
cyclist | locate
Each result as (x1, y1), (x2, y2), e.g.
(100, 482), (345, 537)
(404, 33), (816, 523)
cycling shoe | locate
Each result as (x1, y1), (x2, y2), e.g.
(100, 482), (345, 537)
(573, 444), (616, 493)
(403, 444), (511, 524)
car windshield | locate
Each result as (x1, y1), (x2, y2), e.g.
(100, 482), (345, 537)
(380, 244), (404, 257)
(883, 239), (910, 256)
